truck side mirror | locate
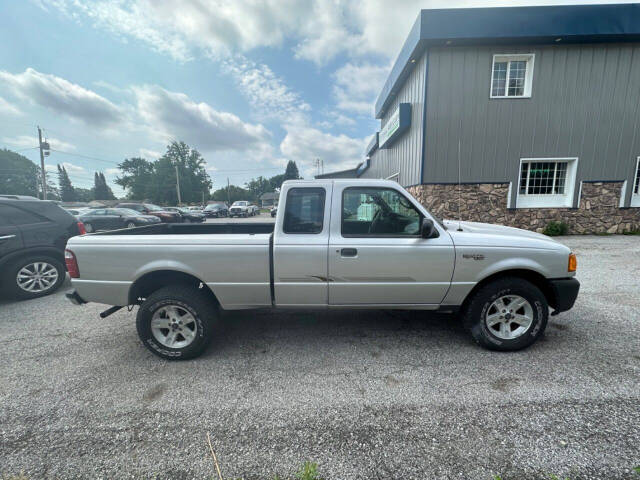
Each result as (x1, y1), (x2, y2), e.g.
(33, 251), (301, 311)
(421, 218), (439, 239)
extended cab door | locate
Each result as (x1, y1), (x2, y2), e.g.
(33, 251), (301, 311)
(273, 182), (332, 306)
(328, 182), (455, 306)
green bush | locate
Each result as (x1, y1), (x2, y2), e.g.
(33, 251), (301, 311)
(543, 221), (569, 236)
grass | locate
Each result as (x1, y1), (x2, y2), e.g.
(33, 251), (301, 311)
(622, 229), (640, 235)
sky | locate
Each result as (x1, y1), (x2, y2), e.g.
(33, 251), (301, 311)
(0, 0), (634, 197)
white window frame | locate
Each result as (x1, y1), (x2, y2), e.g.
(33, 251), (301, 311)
(632, 156), (640, 207)
(490, 54), (535, 99)
(516, 157), (578, 209)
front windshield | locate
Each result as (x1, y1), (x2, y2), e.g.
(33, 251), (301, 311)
(144, 204), (164, 211)
(205, 204), (220, 210)
(233, 201), (247, 206)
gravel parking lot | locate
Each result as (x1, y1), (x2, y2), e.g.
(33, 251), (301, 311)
(1, 235), (639, 480)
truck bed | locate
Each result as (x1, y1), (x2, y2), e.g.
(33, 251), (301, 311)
(92, 222), (275, 236)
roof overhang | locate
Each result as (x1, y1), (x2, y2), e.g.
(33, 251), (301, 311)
(375, 3), (640, 118)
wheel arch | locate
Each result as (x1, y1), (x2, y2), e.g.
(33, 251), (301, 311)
(128, 269), (220, 307)
(0, 247), (64, 270)
(460, 268), (555, 313)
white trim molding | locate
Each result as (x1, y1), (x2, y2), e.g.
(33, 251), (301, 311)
(619, 180), (627, 208)
(386, 172), (400, 181)
(490, 53), (535, 99)
(632, 157), (640, 207)
(516, 157), (579, 209)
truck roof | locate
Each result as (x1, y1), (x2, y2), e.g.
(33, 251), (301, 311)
(281, 178), (401, 187)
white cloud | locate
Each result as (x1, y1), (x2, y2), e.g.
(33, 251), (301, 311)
(44, 162), (86, 174)
(222, 56), (310, 122)
(104, 167), (120, 176)
(41, 0), (639, 66)
(138, 148), (162, 159)
(280, 125), (366, 176)
(2, 134), (76, 151)
(132, 84), (272, 154)
(332, 62), (390, 115)
(0, 96), (21, 116)
(0, 68), (122, 126)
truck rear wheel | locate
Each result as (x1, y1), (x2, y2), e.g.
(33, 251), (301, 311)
(136, 285), (218, 360)
(462, 277), (548, 351)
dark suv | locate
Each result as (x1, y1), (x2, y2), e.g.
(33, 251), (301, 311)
(0, 195), (85, 299)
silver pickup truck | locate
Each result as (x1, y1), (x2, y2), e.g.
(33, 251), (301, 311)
(65, 179), (579, 360)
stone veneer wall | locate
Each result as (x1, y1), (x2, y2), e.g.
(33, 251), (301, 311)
(407, 182), (640, 234)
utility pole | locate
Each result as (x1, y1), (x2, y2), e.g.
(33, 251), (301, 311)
(227, 177), (231, 206)
(175, 164), (182, 205)
(37, 126), (47, 200)
(202, 191), (205, 207)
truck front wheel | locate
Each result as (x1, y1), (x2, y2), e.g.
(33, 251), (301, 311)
(462, 277), (548, 351)
(136, 285), (218, 360)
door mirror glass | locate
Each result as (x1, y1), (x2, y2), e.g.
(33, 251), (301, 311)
(421, 218), (439, 238)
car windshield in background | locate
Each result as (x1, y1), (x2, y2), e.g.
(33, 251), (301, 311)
(114, 208), (142, 216)
(233, 202), (248, 206)
(144, 204), (164, 211)
(205, 205), (222, 210)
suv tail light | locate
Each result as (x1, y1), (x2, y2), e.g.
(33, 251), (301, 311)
(65, 249), (80, 278)
(77, 221), (86, 235)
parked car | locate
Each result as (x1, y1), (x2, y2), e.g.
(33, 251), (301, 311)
(270, 206), (277, 217)
(66, 179), (580, 360)
(116, 203), (180, 223)
(79, 208), (161, 232)
(228, 201), (252, 217)
(248, 204), (259, 216)
(204, 203), (228, 218)
(187, 206), (204, 212)
(64, 207), (90, 218)
(0, 195), (85, 299)
(165, 207), (205, 223)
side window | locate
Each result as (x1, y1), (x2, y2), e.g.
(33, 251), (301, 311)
(1, 204), (47, 225)
(92, 209), (106, 215)
(283, 188), (325, 234)
(342, 187), (422, 236)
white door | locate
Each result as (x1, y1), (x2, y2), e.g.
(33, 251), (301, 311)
(273, 182), (333, 307)
(328, 184), (454, 306)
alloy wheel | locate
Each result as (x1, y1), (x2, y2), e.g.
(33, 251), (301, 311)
(150, 305), (198, 348)
(485, 294), (534, 340)
(16, 261), (59, 293)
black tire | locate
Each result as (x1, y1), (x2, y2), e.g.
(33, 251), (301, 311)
(84, 222), (94, 233)
(136, 285), (218, 360)
(2, 255), (66, 300)
(462, 277), (548, 351)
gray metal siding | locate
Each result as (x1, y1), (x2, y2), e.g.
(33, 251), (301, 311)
(422, 43), (640, 204)
(362, 53), (426, 186)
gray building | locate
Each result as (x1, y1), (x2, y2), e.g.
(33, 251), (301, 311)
(351, 4), (640, 233)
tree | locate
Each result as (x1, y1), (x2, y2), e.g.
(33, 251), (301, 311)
(57, 164), (77, 202)
(115, 142), (212, 204)
(93, 172), (116, 200)
(115, 157), (154, 200)
(284, 160), (301, 181)
(211, 185), (250, 204)
(0, 149), (40, 196)
(244, 176), (271, 202)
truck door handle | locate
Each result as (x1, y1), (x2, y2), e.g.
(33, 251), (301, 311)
(340, 248), (358, 257)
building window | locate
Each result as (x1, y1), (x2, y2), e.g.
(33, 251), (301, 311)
(516, 158), (578, 208)
(632, 157), (640, 207)
(490, 54), (534, 98)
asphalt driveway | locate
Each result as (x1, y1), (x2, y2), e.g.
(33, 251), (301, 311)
(0, 235), (639, 479)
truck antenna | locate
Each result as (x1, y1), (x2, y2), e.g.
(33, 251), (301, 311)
(457, 139), (463, 232)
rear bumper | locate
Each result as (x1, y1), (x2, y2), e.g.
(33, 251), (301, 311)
(65, 289), (87, 305)
(549, 278), (580, 314)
